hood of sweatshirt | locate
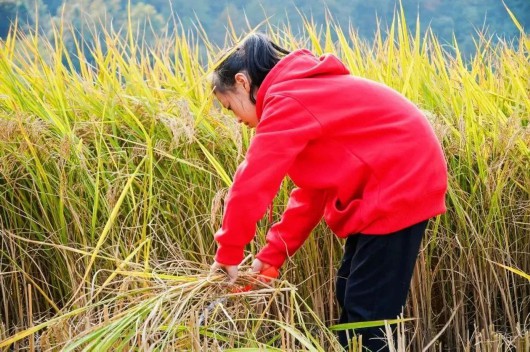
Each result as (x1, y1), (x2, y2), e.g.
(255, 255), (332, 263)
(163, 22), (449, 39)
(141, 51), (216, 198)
(255, 49), (351, 120)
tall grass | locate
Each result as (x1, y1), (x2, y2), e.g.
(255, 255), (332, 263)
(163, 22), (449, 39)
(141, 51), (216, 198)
(0, 8), (529, 351)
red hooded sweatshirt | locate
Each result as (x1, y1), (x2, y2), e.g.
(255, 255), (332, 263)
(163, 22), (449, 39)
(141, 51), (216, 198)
(214, 49), (447, 268)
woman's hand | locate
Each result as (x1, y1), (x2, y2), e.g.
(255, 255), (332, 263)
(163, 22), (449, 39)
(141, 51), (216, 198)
(251, 258), (273, 282)
(251, 258), (270, 273)
(210, 261), (239, 284)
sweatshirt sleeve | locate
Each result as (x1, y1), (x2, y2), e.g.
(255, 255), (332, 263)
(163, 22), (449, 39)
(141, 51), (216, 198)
(214, 95), (322, 265)
(256, 187), (327, 268)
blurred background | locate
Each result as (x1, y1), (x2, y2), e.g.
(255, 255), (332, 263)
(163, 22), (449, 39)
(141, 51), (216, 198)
(1, 0), (529, 58)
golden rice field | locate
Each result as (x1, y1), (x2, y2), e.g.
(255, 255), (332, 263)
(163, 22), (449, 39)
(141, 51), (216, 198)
(0, 8), (529, 352)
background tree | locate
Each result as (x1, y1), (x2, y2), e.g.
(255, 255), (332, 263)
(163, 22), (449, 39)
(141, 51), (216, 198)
(1, 0), (528, 61)
(0, 0), (52, 38)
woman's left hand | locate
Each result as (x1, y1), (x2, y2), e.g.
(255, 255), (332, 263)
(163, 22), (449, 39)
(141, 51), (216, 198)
(250, 258), (274, 282)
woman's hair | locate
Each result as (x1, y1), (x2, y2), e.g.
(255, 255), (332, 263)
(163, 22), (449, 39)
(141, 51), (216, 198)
(211, 33), (290, 104)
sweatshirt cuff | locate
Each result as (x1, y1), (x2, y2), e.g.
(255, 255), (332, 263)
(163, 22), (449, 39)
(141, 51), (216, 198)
(215, 244), (245, 266)
(256, 243), (288, 269)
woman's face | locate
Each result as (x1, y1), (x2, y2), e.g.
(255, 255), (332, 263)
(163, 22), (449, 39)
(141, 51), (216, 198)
(214, 73), (259, 128)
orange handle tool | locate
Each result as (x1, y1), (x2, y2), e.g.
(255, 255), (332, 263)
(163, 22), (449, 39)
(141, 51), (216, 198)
(232, 266), (279, 293)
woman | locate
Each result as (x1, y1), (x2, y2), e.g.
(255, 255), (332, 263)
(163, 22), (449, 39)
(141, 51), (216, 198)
(209, 32), (447, 351)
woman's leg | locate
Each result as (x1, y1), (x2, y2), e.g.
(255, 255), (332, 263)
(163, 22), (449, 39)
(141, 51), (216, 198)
(338, 220), (428, 351)
(336, 235), (359, 346)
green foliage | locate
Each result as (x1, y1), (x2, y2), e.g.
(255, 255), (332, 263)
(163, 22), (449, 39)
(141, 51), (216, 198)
(1, 0), (530, 56)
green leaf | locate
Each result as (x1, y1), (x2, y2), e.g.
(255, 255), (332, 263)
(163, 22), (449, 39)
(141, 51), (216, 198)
(329, 318), (416, 331)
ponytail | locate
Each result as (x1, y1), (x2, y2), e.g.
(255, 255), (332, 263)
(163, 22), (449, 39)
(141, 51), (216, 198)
(212, 33), (290, 104)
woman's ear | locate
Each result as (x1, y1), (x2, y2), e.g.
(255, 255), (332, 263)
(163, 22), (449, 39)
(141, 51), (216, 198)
(234, 73), (251, 93)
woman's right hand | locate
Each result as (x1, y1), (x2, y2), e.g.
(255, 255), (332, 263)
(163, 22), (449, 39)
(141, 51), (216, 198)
(210, 261), (239, 284)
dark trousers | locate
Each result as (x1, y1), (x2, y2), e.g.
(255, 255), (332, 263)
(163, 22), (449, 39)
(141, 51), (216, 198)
(336, 220), (428, 351)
